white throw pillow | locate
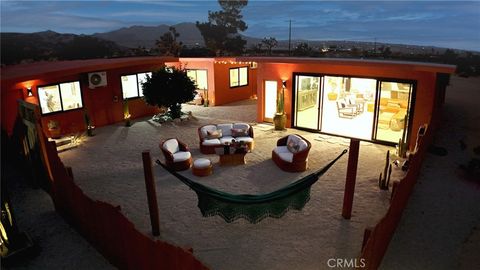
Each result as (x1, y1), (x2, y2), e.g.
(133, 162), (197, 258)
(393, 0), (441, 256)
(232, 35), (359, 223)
(200, 125), (217, 138)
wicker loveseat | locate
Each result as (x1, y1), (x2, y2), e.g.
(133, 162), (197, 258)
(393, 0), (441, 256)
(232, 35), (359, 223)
(198, 123), (254, 154)
(272, 134), (311, 172)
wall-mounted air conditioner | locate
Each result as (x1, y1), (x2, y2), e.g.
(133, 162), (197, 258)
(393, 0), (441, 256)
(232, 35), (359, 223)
(88, 72), (108, 89)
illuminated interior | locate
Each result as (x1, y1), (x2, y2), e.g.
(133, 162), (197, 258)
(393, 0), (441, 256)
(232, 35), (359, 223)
(293, 74), (413, 144)
(375, 82), (413, 143)
(229, 67), (248, 87)
(187, 69), (208, 90)
(264, 81), (277, 120)
(321, 76), (376, 140)
(121, 72), (152, 99)
(294, 75), (320, 129)
(38, 81), (83, 114)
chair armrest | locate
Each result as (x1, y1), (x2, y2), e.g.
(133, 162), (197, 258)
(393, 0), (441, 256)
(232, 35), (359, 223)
(178, 140), (190, 152)
(277, 135), (289, 146)
(248, 126), (254, 138)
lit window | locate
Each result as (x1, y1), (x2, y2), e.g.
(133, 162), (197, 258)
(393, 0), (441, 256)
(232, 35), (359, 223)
(229, 67), (248, 87)
(38, 81), (83, 115)
(121, 72), (152, 99)
(187, 69), (208, 90)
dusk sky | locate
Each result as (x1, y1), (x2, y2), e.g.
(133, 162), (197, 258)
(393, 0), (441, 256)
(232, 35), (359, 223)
(1, 0), (479, 51)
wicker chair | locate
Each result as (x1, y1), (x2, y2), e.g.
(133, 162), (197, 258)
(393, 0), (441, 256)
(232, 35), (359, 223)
(272, 134), (311, 172)
(160, 138), (192, 171)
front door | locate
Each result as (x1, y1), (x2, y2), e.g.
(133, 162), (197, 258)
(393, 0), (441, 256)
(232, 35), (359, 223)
(264, 80), (277, 122)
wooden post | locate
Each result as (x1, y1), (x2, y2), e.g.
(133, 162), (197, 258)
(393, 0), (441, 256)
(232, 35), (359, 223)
(342, 139), (360, 219)
(142, 151), (160, 236)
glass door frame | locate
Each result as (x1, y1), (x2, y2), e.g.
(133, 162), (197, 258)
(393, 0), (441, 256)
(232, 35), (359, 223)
(291, 72), (323, 132)
(291, 72), (417, 146)
(372, 79), (416, 145)
(263, 80), (278, 122)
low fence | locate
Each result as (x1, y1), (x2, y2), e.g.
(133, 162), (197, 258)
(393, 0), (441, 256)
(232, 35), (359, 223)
(360, 119), (437, 269)
(41, 133), (209, 269)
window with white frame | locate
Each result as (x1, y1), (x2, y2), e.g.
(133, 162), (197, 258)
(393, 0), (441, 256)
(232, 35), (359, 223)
(121, 72), (152, 99)
(38, 81), (83, 115)
(229, 67), (248, 87)
(187, 69), (208, 90)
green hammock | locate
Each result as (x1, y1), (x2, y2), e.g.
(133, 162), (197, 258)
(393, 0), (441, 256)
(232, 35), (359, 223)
(157, 149), (348, 223)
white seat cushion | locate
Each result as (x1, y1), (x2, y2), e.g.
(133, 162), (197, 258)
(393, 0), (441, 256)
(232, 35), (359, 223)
(163, 139), (179, 154)
(217, 123), (233, 137)
(273, 146), (290, 154)
(277, 152), (293, 163)
(235, 136), (253, 143)
(219, 136), (235, 144)
(200, 125), (217, 138)
(193, 158), (211, 169)
(202, 138), (221, 146)
(173, 151), (191, 162)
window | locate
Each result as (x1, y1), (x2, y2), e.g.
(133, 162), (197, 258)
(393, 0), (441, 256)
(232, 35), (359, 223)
(187, 69), (208, 90)
(38, 81), (83, 115)
(121, 72), (152, 99)
(229, 67), (248, 87)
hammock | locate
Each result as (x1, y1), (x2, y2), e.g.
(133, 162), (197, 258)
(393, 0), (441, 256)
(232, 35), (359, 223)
(157, 149), (348, 223)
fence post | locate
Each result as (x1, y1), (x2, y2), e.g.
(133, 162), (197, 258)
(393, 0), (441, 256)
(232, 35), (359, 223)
(342, 139), (360, 219)
(142, 151), (160, 236)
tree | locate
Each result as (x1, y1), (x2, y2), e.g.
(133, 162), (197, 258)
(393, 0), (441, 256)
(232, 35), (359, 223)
(261, 37), (278, 56)
(293, 42), (313, 56)
(196, 0), (248, 56)
(142, 67), (196, 119)
(156, 27), (183, 56)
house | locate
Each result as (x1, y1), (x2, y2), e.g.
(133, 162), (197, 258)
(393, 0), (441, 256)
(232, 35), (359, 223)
(1, 56), (454, 150)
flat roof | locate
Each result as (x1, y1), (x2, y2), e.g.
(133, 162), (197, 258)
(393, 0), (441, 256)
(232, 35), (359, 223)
(236, 56), (456, 74)
(1, 56), (178, 82)
(2, 56), (456, 84)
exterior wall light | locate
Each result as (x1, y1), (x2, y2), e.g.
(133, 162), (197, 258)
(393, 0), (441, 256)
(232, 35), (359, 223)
(27, 87), (33, 97)
(282, 80), (287, 89)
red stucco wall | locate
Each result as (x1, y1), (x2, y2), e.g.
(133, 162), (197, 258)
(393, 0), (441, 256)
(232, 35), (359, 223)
(255, 61), (444, 149)
(213, 61), (256, 106)
(2, 62), (167, 136)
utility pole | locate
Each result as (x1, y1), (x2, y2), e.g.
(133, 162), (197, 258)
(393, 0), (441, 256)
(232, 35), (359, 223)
(288, 19), (292, 56)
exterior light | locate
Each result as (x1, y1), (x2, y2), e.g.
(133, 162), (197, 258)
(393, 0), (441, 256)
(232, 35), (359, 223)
(27, 87), (33, 97)
(282, 80), (287, 88)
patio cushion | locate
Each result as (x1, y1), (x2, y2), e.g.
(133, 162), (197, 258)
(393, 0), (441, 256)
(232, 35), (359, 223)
(193, 158), (211, 169)
(173, 151), (191, 162)
(163, 138), (179, 154)
(277, 152), (293, 163)
(274, 146), (290, 154)
(217, 123), (233, 137)
(287, 135), (308, 152)
(231, 128), (248, 137)
(235, 136), (253, 143)
(200, 125), (217, 138)
(233, 123), (250, 131)
(202, 138), (221, 145)
(207, 129), (222, 139)
(220, 136), (235, 144)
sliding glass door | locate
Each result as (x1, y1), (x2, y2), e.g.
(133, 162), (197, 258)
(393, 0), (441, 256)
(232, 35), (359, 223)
(293, 73), (414, 145)
(320, 76), (377, 140)
(374, 81), (414, 143)
(294, 75), (321, 130)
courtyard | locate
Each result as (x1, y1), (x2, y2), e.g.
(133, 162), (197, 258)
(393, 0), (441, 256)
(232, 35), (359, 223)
(57, 99), (401, 269)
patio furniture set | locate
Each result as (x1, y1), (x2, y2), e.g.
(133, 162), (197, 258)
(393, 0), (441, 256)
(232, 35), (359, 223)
(160, 123), (312, 177)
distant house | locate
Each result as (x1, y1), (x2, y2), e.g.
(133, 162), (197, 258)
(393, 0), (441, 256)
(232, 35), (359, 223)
(1, 56), (454, 149)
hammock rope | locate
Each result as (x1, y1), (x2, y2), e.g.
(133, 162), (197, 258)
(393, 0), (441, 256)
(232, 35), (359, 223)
(157, 149), (348, 223)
